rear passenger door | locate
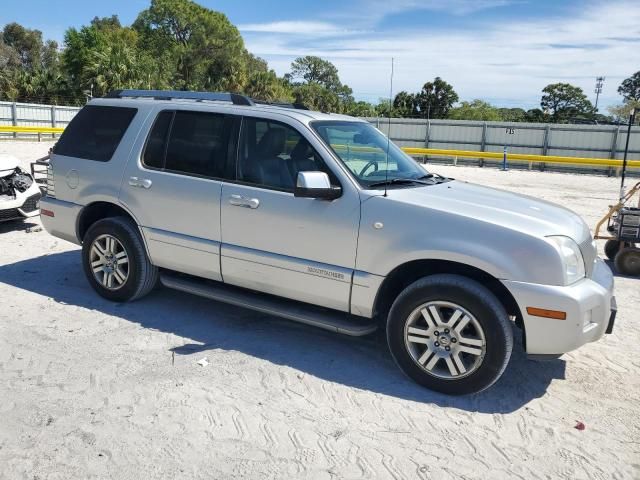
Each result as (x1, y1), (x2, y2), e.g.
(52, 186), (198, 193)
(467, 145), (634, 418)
(120, 108), (237, 281)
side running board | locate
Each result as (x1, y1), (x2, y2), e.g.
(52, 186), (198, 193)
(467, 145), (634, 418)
(159, 272), (378, 337)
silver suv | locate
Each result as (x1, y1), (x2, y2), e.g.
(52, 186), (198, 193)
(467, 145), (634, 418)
(40, 90), (616, 395)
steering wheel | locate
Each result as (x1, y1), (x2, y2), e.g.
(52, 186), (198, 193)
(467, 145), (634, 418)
(359, 161), (379, 177)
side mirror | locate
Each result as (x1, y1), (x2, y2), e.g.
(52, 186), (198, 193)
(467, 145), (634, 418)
(294, 171), (342, 200)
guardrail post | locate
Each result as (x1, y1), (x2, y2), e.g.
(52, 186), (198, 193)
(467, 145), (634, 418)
(51, 105), (57, 139)
(542, 124), (551, 156)
(11, 102), (17, 139)
(480, 122), (487, 152)
(425, 120), (431, 148)
(501, 146), (508, 171)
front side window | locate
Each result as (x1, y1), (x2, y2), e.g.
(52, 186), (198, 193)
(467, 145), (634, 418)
(54, 105), (137, 161)
(311, 121), (430, 188)
(237, 118), (334, 191)
(142, 110), (231, 179)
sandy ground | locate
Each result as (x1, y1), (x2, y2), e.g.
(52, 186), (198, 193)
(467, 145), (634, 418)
(0, 141), (638, 480)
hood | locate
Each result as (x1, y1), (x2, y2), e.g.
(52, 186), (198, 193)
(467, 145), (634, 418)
(0, 154), (20, 178)
(383, 180), (591, 241)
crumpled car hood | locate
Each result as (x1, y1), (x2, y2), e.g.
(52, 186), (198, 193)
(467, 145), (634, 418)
(0, 154), (20, 178)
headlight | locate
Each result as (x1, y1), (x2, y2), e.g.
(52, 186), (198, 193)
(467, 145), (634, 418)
(547, 236), (586, 285)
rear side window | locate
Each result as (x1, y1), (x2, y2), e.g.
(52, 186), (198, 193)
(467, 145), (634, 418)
(54, 105), (137, 161)
(142, 110), (232, 179)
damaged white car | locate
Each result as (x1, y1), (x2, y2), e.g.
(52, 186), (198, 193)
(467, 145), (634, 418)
(0, 154), (42, 223)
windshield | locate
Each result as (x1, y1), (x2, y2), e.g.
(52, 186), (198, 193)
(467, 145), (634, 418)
(311, 120), (430, 188)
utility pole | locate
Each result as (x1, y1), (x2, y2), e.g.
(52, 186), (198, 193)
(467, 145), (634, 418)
(594, 76), (605, 112)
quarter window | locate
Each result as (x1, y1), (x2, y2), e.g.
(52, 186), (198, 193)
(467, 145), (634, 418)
(143, 111), (172, 169)
(54, 105), (137, 162)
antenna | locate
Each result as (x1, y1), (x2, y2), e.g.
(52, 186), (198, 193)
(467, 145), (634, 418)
(384, 58), (394, 197)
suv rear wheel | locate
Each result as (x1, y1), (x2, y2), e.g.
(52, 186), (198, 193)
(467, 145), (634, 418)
(82, 216), (158, 302)
(386, 274), (513, 395)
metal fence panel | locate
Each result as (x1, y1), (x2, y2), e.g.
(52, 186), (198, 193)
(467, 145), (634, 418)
(0, 101), (81, 139)
(2, 102), (639, 172)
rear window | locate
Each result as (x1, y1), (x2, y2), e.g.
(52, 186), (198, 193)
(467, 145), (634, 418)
(54, 105), (137, 161)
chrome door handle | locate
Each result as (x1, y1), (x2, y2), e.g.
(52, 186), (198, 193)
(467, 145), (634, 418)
(229, 194), (260, 209)
(129, 177), (152, 189)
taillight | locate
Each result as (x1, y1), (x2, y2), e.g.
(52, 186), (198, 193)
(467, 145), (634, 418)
(46, 164), (56, 198)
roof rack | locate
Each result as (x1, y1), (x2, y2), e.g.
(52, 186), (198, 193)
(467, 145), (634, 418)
(105, 89), (255, 106)
(105, 89), (310, 110)
(253, 99), (309, 110)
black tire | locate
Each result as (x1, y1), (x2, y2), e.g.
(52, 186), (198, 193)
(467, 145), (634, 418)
(82, 216), (158, 302)
(614, 247), (640, 276)
(386, 274), (513, 395)
(604, 239), (623, 261)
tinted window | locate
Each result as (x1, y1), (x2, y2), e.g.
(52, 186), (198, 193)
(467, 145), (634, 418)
(54, 105), (136, 161)
(143, 111), (172, 169)
(238, 118), (333, 191)
(164, 111), (228, 178)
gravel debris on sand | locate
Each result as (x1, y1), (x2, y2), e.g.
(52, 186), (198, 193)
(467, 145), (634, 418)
(0, 141), (638, 480)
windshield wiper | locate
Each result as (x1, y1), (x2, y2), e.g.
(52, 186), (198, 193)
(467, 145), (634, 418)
(413, 173), (452, 184)
(367, 177), (436, 188)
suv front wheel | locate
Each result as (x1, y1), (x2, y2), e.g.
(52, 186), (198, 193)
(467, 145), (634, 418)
(387, 274), (513, 395)
(82, 216), (158, 302)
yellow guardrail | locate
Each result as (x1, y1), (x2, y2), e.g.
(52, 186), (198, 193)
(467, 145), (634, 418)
(0, 125), (64, 134)
(403, 147), (640, 169)
(1, 126), (637, 169)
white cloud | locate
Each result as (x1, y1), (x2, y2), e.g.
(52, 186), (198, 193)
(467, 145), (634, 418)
(242, 0), (640, 110)
(238, 21), (365, 36)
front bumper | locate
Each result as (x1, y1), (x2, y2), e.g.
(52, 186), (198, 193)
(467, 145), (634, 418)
(503, 257), (615, 355)
(0, 182), (42, 222)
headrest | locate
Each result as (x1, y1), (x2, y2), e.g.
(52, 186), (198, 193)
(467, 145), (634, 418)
(257, 129), (286, 157)
(290, 138), (311, 161)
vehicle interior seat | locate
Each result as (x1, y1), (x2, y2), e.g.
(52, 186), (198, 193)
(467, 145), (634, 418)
(244, 128), (294, 189)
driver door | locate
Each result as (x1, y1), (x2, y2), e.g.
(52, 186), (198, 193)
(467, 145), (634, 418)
(220, 116), (360, 312)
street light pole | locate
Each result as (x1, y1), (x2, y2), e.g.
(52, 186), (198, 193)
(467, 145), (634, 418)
(620, 107), (636, 201)
(594, 76), (605, 112)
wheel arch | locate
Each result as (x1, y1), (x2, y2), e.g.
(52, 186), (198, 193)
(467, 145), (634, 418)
(76, 201), (145, 246)
(373, 259), (523, 327)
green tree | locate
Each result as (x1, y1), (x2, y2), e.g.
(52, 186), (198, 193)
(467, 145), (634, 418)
(292, 83), (340, 112)
(608, 101), (640, 123)
(2, 22), (43, 69)
(1, 22), (68, 103)
(540, 83), (594, 123)
(447, 99), (502, 121)
(285, 56), (353, 112)
(342, 100), (377, 117)
(393, 91), (417, 117)
(83, 41), (150, 95)
(287, 56), (341, 91)
(375, 98), (393, 117)
(618, 71), (640, 103)
(244, 70), (292, 102)
(497, 107), (526, 122)
(133, 0), (245, 90)
(524, 108), (546, 123)
(415, 77), (458, 119)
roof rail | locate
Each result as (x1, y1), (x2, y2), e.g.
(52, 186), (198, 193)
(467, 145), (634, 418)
(253, 99), (309, 110)
(105, 89), (254, 106)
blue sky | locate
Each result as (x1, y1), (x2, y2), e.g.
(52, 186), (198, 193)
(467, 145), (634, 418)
(2, 0), (640, 111)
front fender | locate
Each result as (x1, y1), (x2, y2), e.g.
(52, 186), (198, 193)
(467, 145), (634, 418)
(356, 195), (564, 285)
